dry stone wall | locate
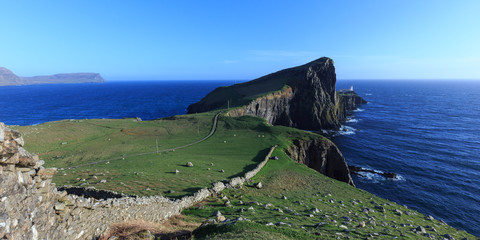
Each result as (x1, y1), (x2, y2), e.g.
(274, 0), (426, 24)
(0, 122), (276, 240)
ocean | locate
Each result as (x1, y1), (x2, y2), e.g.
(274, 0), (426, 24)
(1, 80), (479, 236)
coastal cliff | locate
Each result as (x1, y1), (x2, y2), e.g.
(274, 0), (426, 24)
(189, 57), (366, 185)
(285, 138), (355, 186)
(0, 67), (105, 86)
(189, 57), (365, 130)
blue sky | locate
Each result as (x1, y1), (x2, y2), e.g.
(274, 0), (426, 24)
(1, 1), (479, 80)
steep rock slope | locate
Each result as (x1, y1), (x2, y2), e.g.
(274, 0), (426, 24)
(188, 57), (362, 130)
(285, 138), (355, 186)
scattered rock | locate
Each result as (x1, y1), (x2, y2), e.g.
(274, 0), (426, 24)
(220, 169), (225, 173)
(186, 162), (194, 167)
(425, 215), (434, 220)
(216, 215), (226, 222)
(100, 179), (107, 183)
(175, 169), (180, 174)
(394, 209), (403, 216)
(374, 205), (385, 212)
(443, 234), (453, 240)
(212, 210), (222, 217)
(358, 221), (365, 228)
(415, 226), (426, 234)
(255, 182), (263, 189)
(282, 195), (288, 200)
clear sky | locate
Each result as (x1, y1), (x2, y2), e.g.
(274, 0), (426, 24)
(1, 1), (479, 80)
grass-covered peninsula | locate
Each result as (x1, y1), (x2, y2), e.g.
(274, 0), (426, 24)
(12, 112), (476, 239)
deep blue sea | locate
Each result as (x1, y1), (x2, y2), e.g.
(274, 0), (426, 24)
(1, 80), (479, 236)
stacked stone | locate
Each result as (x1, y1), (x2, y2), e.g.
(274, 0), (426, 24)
(0, 122), (65, 239)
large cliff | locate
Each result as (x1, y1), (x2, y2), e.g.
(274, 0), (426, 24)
(285, 138), (354, 186)
(0, 67), (105, 86)
(188, 57), (364, 130)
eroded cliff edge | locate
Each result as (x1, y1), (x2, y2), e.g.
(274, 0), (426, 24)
(188, 57), (366, 186)
(285, 138), (354, 186)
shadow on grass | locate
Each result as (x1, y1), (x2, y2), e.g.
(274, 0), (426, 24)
(228, 147), (271, 180)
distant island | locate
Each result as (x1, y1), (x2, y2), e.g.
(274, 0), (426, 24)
(0, 66), (105, 86)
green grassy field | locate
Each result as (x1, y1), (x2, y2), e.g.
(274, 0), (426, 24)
(184, 148), (475, 239)
(13, 113), (319, 198)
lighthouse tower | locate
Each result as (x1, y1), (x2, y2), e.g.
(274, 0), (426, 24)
(350, 85), (354, 92)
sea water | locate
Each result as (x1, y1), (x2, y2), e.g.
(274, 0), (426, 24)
(334, 80), (480, 236)
(1, 80), (479, 236)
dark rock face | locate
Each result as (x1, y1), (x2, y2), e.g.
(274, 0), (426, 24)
(189, 57), (365, 131)
(0, 66), (105, 86)
(285, 138), (355, 186)
(335, 91), (368, 122)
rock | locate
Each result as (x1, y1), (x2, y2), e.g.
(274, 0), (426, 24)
(248, 206), (254, 211)
(137, 230), (154, 240)
(394, 209), (403, 216)
(220, 169), (225, 173)
(425, 215), (434, 220)
(255, 182), (263, 189)
(37, 168), (57, 180)
(358, 221), (365, 228)
(224, 201), (231, 207)
(443, 234), (453, 240)
(175, 169), (180, 174)
(374, 205), (385, 213)
(100, 179), (107, 183)
(415, 226), (426, 234)
(212, 210), (222, 217)
(339, 225), (348, 229)
(282, 195), (288, 200)
(186, 162), (194, 167)
(216, 215), (226, 222)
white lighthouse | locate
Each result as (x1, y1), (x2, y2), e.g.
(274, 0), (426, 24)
(350, 85), (354, 92)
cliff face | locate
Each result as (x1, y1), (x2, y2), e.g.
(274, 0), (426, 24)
(0, 67), (105, 86)
(285, 138), (355, 186)
(335, 92), (368, 122)
(190, 57), (344, 130)
(226, 87), (294, 126)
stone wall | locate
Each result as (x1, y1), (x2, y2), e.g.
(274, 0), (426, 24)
(0, 122), (276, 239)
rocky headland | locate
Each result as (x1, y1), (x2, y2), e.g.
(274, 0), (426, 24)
(0, 67), (104, 86)
(188, 57), (365, 185)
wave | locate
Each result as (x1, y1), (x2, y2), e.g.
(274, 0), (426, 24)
(350, 166), (406, 183)
(346, 118), (358, 123)
(353, 108), (364, 112)
(337, 125), (356, 136)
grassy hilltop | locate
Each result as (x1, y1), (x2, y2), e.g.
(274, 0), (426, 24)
(13, 113), (476, 239)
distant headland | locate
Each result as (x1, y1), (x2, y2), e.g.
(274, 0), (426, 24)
(0, 67), (105, 86)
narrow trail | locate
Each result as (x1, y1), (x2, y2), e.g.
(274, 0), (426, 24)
(58, 111), (223, 171)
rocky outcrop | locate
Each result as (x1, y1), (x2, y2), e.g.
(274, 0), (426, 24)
(226, 87), (294, 126)
(285, 138), (354, 186)
(189, 57), (343, 130)
(335, 91), (367, 122)
(0, 67), (105, 86)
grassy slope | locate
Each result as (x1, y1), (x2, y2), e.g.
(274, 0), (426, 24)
(184, 148), (475, 239)
(13, 113), (319, 198)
